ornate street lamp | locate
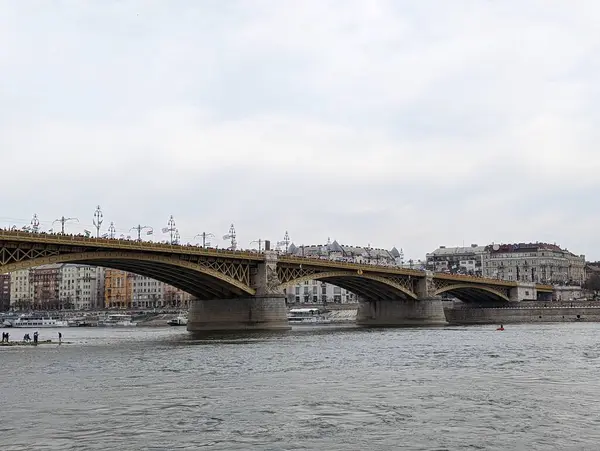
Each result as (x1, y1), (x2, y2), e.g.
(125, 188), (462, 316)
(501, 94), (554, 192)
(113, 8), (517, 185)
(163, 216), (177, 244)
(223, 224), (237, 250)
(30, 214), (40, 233)
(108, 222), (116, 239)
(277, 231), (290, 253)
(93, 205), (103, 238)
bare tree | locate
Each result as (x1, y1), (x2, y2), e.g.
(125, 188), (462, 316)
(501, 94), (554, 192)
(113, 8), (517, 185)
(584, 274), (600, 295)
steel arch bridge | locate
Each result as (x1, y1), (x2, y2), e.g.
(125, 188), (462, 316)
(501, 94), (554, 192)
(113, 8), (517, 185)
(0, 230), (552, 303)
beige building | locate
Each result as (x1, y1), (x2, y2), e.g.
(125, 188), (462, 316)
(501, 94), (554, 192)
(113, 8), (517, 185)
(9, 269), (34, 310)
(482, 243), (585, 285)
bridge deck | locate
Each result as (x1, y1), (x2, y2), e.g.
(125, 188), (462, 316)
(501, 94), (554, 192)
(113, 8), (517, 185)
(0, 230), (555, 293)
(0, 230), (264, 260)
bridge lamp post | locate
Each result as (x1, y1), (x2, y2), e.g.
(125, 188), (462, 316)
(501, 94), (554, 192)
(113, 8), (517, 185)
(108, 222), (116, 239)
(174, 229), (180, 245)
(93, 205), (103, 238)
(53, 216), (79, 235)
(277, 231), (290, 253)
(163, 215), (177, 244)
(30, 214), (40, 233)
(194, 232), (215, 248)
(249, 239), (264, 252)
(130, 225), (153, 242)
(223, 224), (237, 251)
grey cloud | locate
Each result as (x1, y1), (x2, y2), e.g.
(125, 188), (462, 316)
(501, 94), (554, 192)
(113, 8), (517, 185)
(1, 0), (599, 260)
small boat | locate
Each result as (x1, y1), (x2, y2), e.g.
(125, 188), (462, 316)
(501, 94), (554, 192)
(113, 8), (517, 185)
(167, 316), (188, 326)
(288, 308), (332, 325)
(97, 314), (137, 327)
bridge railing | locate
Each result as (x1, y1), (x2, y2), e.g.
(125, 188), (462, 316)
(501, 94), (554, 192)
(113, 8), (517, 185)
(278, 254), (427, 276)
(0, 230), (571, 290)
(0, 229), (264, 260)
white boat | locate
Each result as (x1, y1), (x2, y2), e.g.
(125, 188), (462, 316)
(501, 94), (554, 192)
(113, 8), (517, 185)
(288, 308), (331, 325)
(4, 315), (68, 328)
(167, 316), (188, 326)
(97, 314), (137, 327)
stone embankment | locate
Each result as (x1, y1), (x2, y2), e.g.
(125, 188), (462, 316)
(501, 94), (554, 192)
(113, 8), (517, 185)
(445, 301), (600, 325)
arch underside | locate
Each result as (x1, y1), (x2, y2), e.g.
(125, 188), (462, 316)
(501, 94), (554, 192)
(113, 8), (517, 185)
(75, 259), (249, 300)
(282, 273), (417, 301)
(0, 252), (254, 300)
(436, 286), (509, 304)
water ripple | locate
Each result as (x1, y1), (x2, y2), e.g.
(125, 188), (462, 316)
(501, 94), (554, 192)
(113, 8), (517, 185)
(2, 324), (600, 450)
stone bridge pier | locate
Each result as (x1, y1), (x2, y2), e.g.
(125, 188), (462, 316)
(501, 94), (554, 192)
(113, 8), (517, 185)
(187, 250), (290, 332)
(356, 272), (447, 327)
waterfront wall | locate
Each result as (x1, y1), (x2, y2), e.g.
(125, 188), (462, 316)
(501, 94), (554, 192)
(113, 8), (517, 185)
(445, 304), (600, 324)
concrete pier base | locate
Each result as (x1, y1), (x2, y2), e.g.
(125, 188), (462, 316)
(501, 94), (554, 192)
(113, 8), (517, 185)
(187, 295), (291, 332)
(356, 298), (447, 327)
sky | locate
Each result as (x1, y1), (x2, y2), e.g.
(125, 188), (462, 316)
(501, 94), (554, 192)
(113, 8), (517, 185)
(1, 0), (599, 260)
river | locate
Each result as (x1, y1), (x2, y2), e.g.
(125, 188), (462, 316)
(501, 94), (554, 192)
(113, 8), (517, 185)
(2, 323), (600, 450)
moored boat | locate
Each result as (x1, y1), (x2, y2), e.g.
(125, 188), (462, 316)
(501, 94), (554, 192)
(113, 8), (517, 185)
(288, 308), (331, 325)
(97, 314), (137, 327)
(4, 315), (68, 328)
(167, 316), (188, 326)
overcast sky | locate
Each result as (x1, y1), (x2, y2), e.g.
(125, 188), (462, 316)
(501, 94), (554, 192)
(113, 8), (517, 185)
(1, 1), (599, 260)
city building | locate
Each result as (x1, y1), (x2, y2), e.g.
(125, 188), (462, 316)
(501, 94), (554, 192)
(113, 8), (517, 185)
(31, 264), (63, 309)
(283, 240), (404, 303)
(132, 275), (165, 308)
(482, 243), (585, 285)
(104, 269), (134, 309)
(10, 269), (34, 310)
(0, 274), (10, 311)
(59, 265), (105, 310)
(130, 276), (194, 309)
(286, 240), (404, 266)
(163, 284), (194, 308)
(425, 245), (486, 275)
(284, 280), (356, 304)
(426, 242), (586, 286)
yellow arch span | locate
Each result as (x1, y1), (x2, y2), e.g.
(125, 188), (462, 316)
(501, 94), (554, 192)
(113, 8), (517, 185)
(434, 284), (510, 302)
(279, 270), (418, 299)
(0, 251), (255, 295)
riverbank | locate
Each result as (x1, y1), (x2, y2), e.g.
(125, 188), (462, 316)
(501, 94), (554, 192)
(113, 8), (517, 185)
(445, 301), (600, 325)
(0, 340), (68, 346)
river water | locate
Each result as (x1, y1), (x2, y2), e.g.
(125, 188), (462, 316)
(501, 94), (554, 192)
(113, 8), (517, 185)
(2, 323), (600, 450)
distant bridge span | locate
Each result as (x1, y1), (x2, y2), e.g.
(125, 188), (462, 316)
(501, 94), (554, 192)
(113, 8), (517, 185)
(0, 230), (552, 330)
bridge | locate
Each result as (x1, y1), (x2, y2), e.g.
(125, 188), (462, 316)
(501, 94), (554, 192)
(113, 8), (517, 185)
(0, 230), (553, 331)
